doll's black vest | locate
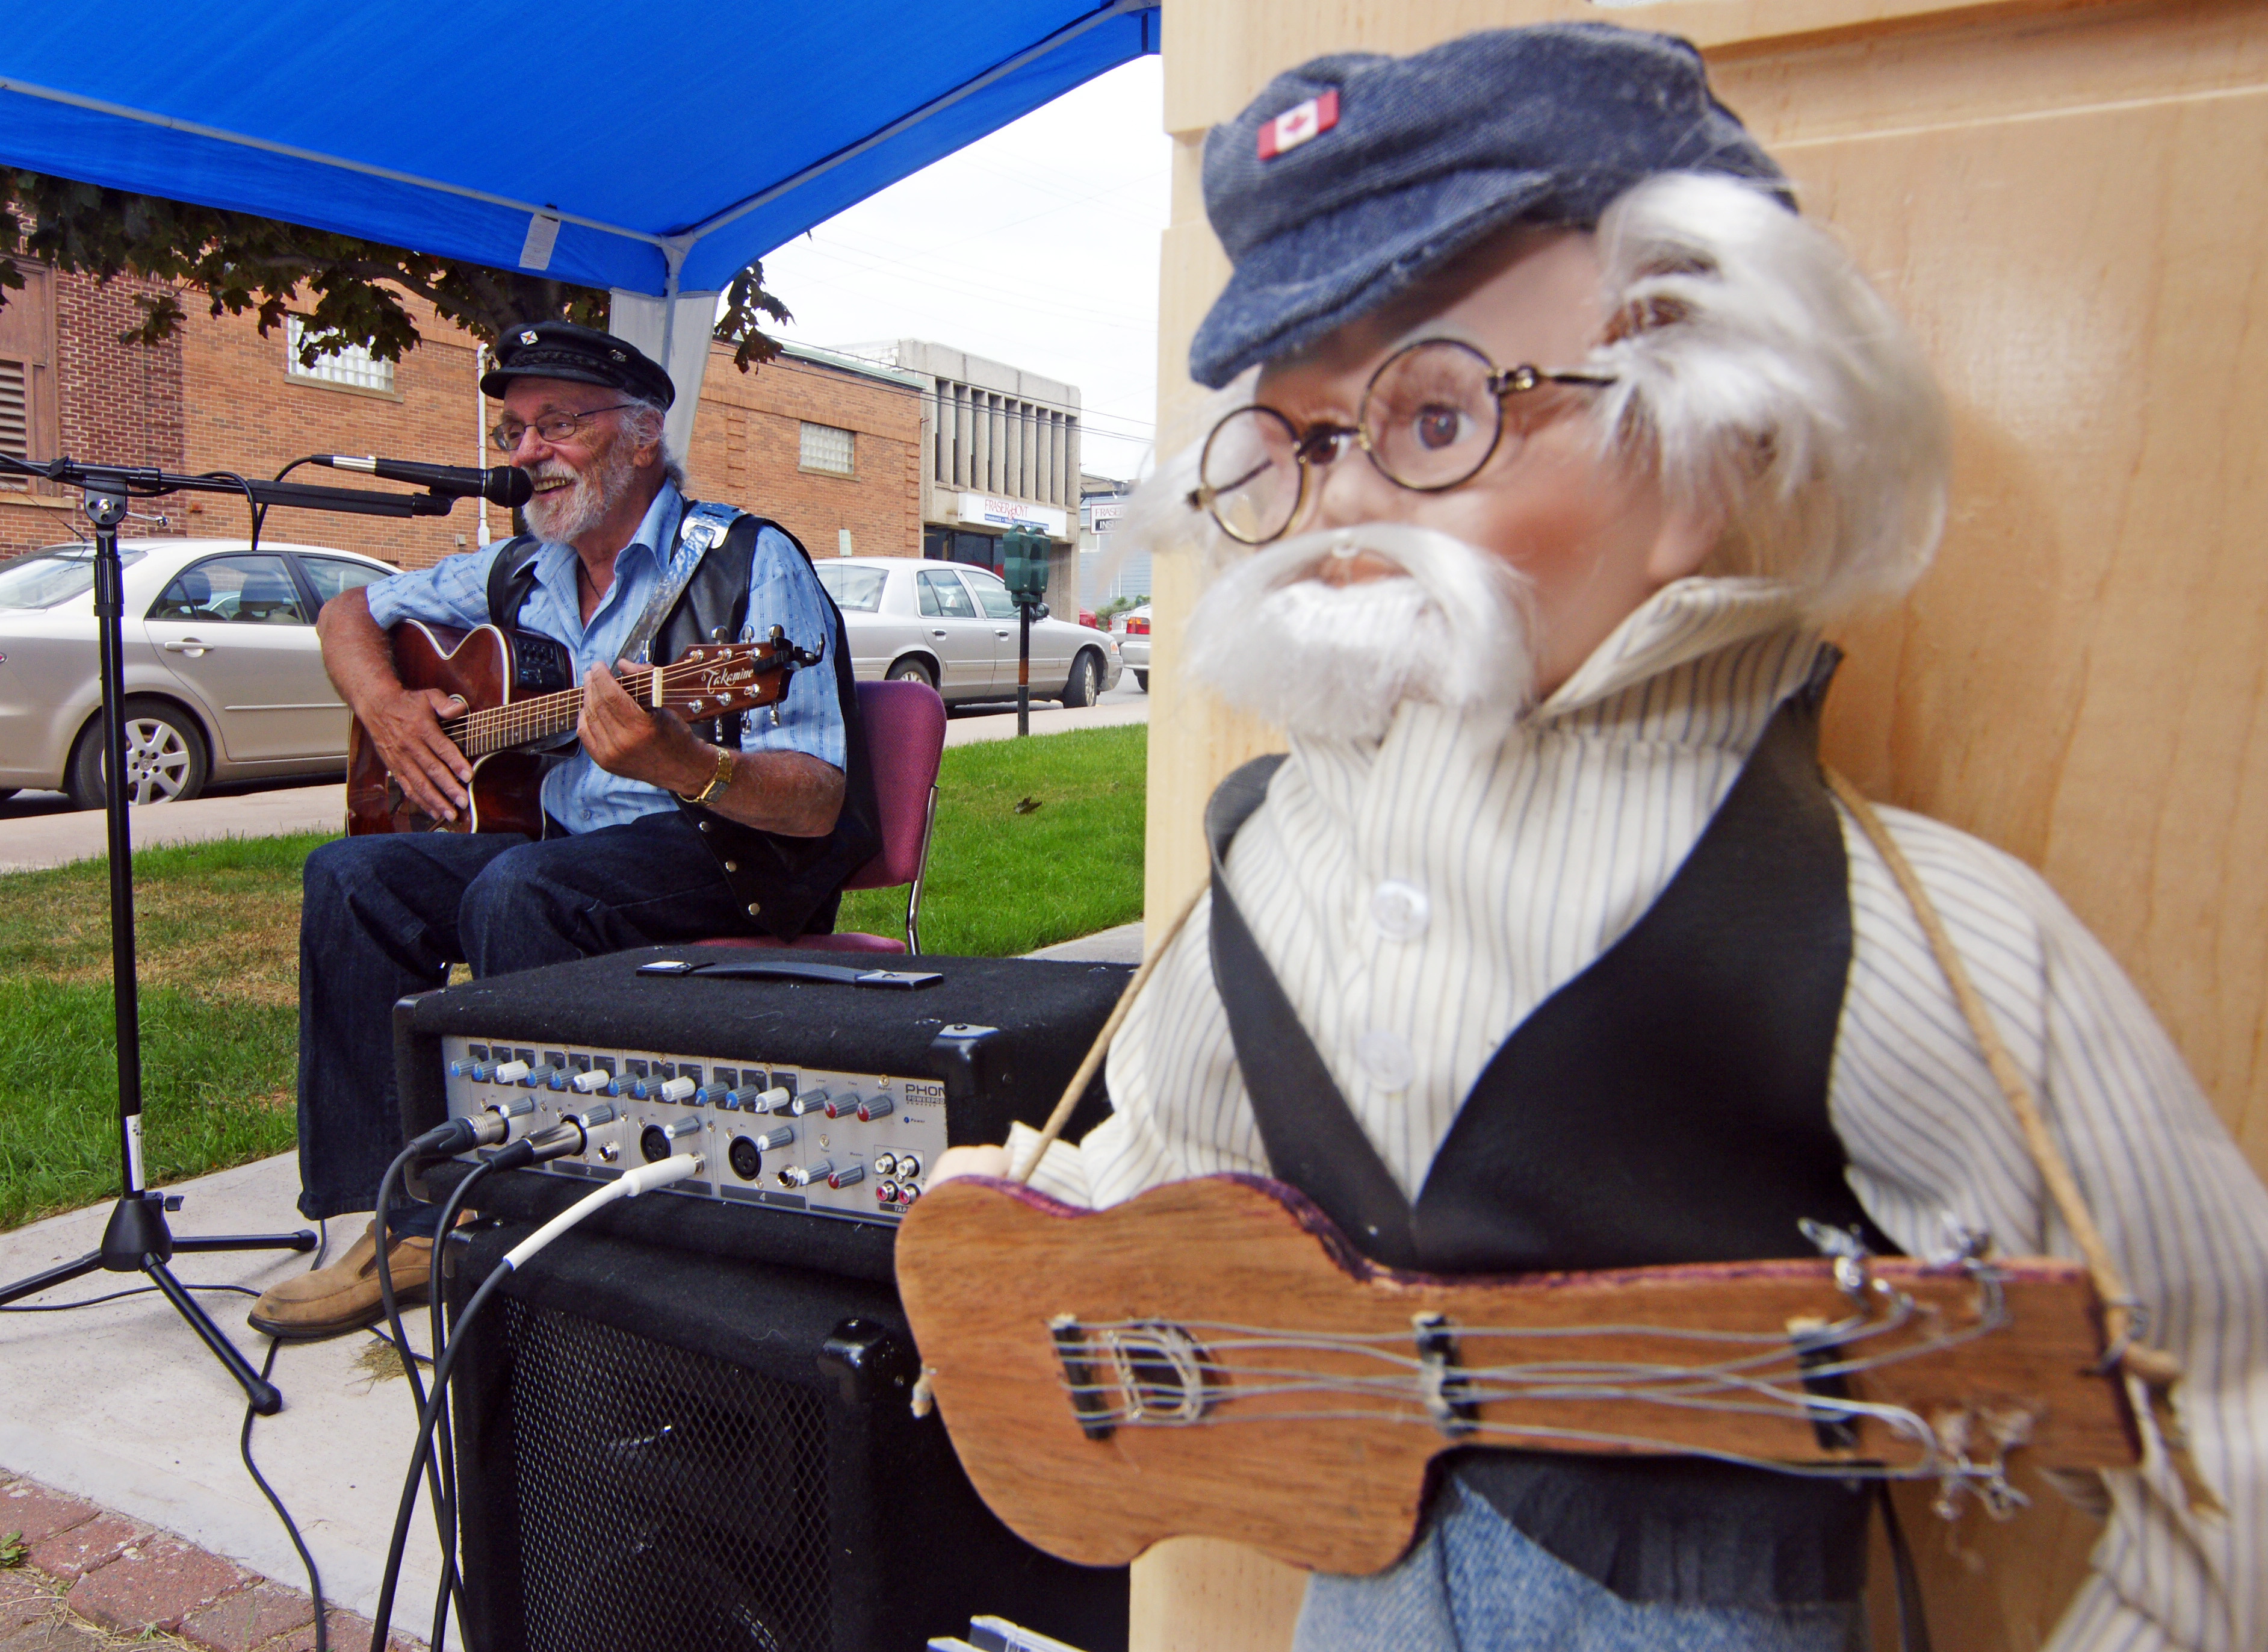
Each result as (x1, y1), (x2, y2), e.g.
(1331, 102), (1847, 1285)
(486, 511), (881, 941)
(1204, 660), (1893, 1606)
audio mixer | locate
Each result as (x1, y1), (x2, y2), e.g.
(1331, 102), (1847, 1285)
(441, 1036), (948, 1225)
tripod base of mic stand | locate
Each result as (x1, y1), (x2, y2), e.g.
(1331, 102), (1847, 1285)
(0, 1191), (317, 1415)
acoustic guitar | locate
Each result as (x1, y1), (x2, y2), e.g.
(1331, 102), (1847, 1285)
(894, 1173), (2140, 1576)
(345, 619), (808, 835)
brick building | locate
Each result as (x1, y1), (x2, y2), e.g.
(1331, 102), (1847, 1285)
(0, 264), (925, 568)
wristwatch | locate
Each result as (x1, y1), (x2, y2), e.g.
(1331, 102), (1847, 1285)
(677, 743), (734, 807)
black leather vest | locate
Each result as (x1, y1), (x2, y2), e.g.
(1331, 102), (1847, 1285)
(487, 512), (881, 940)
(1204, 659), (1888, 1605)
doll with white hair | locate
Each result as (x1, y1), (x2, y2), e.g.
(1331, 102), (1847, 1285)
(934, 24), (2267, 1650)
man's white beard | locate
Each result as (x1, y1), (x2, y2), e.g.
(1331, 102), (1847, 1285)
(522, 433), (638, 544)
(1182, 523), (1537, 741)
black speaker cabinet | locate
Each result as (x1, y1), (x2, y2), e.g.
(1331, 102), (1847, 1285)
(447, 1220), (1128, 1652)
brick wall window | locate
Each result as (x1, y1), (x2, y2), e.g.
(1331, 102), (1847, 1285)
(0, 358), (26, 461)
(799, 421), (855, 476)
(286, 317), (395, 393)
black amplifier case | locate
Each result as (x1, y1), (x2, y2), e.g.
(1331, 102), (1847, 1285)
(396, 948), (1134, 1652)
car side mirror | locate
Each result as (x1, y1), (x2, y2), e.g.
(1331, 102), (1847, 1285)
(1034, 603), (1050, 621)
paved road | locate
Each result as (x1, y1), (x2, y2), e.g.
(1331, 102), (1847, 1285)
(0, 681), (1149, 873)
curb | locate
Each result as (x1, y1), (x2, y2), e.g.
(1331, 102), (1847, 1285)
(0, 1469), (421, 1652)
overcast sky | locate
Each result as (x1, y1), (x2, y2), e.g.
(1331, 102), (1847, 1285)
(758, 55), (1171, 486)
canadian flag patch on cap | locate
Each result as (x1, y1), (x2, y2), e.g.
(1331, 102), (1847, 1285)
(1258, 88), (1339, 160)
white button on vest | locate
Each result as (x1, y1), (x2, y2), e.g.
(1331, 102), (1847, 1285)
(1356, 1028), (1416, 1092)
(1370, 880), (1430, 942)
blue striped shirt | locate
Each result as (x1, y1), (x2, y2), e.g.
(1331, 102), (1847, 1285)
(363, 482), (846, 833)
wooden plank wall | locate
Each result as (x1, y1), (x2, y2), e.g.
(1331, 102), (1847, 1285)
(1136, 1), (2268, 1647)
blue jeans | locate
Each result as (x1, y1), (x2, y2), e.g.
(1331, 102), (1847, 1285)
(1294, 1482), (1859, 1652)
(294, 810), (794, 1229)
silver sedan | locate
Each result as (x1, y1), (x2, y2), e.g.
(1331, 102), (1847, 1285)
(0, 537), (394, 806)
(814, 557), (1123, 707)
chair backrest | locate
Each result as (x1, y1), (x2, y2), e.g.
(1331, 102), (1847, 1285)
(841, 677), (946, 891)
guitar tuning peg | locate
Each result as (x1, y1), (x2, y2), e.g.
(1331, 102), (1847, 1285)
(739, 624), (755, 644)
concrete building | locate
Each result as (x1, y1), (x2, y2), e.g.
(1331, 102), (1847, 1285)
(843, 340), (1085, 616)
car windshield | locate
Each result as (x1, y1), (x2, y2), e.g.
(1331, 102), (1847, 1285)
(0, 544), (147, 610)
(816, 564), (888, 612)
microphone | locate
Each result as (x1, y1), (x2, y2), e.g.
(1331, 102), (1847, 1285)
(314, 454), (533, 508)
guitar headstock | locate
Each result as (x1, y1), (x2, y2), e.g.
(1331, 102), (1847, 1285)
(648, 641), (795, 716)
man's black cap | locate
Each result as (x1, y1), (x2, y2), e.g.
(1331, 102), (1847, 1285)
(481, 319), (675, 408)
(1191, 23), (1789, 388)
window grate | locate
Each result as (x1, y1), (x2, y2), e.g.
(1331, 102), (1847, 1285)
(0, 358), (27, 459)
(799, 421), (854, 476)
(285, 317), (395, 393)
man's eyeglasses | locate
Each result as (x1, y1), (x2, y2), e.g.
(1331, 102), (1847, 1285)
(488, 403), (639, 453)
(1186, 338), (1616, 545)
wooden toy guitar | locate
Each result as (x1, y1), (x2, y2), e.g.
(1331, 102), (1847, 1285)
(345, 619), (812, 836)
(894, 1172), (2140, 1576)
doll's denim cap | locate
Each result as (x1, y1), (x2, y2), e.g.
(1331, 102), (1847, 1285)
(1190, 23), (1790, 389)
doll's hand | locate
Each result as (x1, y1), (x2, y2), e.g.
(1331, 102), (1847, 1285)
(929, 1144), (1011, 1186)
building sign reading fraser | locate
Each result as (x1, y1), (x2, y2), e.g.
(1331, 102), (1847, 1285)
(957, 491), (1068, 538)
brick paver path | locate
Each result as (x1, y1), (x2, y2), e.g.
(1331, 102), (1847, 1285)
(0, 1471), (418, 1652)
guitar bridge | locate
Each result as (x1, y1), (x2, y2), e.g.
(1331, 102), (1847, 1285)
(1050, 1315), (1216, 1437)
(1413, 1312), (1477, 1438)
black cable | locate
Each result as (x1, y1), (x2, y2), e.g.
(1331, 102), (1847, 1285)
(371, 1258), (515, 1652)
(309, 1216), (329, 1272)
(0, 1282), (259, 1311)
(371, 1147), (473, 1650)
(257, 456), (326, 554)
(241, 1337), (326, 1652)
(419, 1159), (498, 1652)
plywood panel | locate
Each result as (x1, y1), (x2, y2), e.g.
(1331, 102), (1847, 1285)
(1139, 2), (2268, 1647)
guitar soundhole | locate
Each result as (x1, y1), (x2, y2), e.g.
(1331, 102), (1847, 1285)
(1101, 1323), (1215, 1426)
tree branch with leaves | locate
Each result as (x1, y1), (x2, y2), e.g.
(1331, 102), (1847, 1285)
(0, 170), (791, 374)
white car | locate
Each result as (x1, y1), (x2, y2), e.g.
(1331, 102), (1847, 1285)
(813, 557), (1123, 707)
(1112, 604), (1151, 692)
(0, 538), (394, 806)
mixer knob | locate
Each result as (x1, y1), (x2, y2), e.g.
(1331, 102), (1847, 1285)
(571, 1069), (611, 1095)
(789, 1091), (828, 1117)
(828, 1163), (865, 1189)
(822, 1092), (861, 1120)
(662, 1116), (702, 1141)
(574, 1103), (619, 1128)
(660, 1076), (698, 1104)
(547, 1070), (569, 1090)
(754, 1125), (795, 1151)
(486, 1095), (537, 1120)
(448, 1058), (479, 1079)
(746, 1086), (791, 1114)
(779, 1160), (832, 1189)
(493, 1059), (531, 1084)
(856, 1096), (893, 1122)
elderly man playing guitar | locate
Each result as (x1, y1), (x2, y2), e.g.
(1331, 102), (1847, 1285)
(929, 25), (2268, 1651)
(249, 321), (879, 1341)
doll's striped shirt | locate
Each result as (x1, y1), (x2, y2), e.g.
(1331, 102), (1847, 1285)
(1012, 576), (2268, 1652)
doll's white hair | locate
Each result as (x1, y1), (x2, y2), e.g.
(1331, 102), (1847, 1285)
(1126, 171), (1950, 620)
(1586, 172), (1948, 613)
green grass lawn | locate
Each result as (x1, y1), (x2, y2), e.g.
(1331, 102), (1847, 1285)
(0, 724), (1146, 1232)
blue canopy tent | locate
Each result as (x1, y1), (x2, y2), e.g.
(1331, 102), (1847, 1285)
(0, 0), (1160, 446)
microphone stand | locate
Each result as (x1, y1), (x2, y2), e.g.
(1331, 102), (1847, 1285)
(0, 455), (460, 1413)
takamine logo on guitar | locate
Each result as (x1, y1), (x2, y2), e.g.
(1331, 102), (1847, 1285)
(666, 647), (763, 717)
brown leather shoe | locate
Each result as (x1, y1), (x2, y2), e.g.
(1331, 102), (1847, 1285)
(246, 1219), (435, 1342)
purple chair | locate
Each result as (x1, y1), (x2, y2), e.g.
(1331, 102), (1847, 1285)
(704, 677), (946, 954)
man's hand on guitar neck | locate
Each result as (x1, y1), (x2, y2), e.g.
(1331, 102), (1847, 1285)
(318, 587), (474, 822)
(580, 662), (846, 837)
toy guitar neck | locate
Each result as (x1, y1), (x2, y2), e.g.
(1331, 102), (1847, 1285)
(894, 1172), (2140, 1576)
(345, 620), (817, 836)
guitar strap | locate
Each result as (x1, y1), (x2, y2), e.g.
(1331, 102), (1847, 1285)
(619, 500), (740, 665)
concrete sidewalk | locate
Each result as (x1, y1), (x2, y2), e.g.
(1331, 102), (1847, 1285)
(0, 694), (1147, 875)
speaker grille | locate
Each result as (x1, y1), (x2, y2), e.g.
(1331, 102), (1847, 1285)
(498, 1296), (835, 1651)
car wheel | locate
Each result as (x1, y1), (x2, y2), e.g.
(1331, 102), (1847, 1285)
(1062, 651), (1100, 709)
(66, 698), (211, 809)
(886, 657), (937, 691)
(1133, 671), (1148, 693)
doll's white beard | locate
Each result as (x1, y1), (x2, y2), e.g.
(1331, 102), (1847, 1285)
(1183, 524), (1537, 742)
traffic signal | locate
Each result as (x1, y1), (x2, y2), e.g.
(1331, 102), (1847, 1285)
(1002, 526), (1050, 604)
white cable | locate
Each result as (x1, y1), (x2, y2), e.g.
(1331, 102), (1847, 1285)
(500, 1155), (704, 1272)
